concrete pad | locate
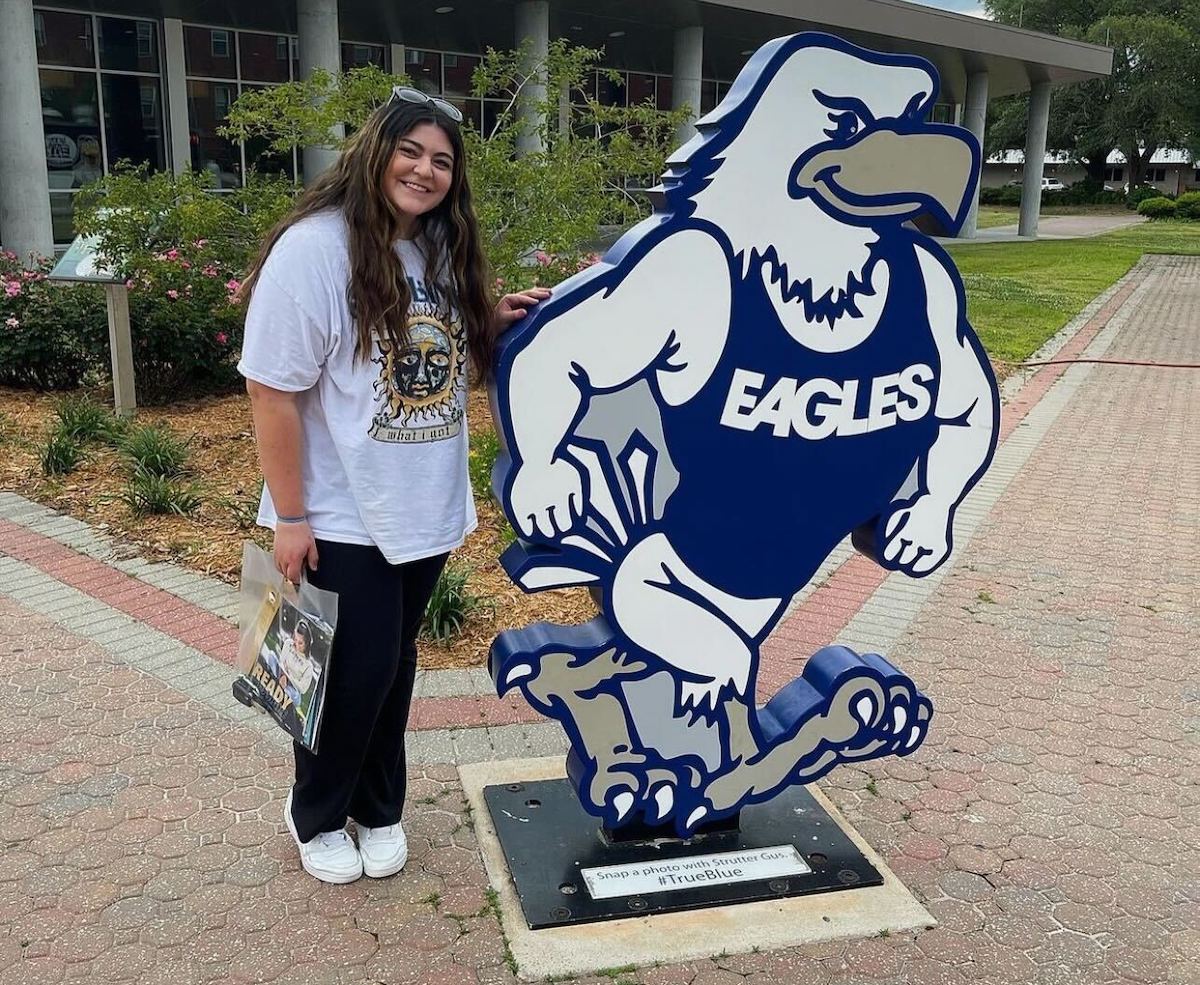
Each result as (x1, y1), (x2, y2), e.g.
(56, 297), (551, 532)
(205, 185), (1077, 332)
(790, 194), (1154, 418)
(459, 756), (934, 981)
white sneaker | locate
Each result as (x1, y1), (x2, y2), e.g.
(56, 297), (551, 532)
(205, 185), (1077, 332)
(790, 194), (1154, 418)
(284, 789), (363, 884)
(355, 820), (408, 878)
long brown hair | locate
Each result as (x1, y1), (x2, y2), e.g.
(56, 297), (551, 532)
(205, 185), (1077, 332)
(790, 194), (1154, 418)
(241, 100), (497, 380)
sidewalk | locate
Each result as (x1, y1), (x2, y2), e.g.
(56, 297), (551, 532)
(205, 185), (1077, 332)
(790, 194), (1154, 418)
(939, 212), (1148, 245)
(1, 255), (1196, 984)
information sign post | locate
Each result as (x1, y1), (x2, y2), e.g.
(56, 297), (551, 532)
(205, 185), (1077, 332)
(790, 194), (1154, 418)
(49, 233), (136, 417)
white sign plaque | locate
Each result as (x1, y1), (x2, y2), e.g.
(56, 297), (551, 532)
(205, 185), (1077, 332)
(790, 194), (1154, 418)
(581, 845), (812, 900)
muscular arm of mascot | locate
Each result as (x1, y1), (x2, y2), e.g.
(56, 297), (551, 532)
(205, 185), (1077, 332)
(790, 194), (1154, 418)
(506, 229), (733, 539)
(880, 246), (997, 575)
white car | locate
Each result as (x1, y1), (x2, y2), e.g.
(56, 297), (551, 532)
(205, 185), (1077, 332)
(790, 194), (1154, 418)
(1006, 177), (1067, 191)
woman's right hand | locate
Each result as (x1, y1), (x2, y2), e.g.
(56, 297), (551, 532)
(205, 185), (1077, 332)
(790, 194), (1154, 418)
(274, 520), (319, 584)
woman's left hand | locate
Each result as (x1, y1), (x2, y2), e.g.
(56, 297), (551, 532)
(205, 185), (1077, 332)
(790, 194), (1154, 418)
(495, 287), (552, 328)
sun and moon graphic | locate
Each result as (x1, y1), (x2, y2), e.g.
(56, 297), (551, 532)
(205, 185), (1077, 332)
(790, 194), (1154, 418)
(369, 301), (466, 444)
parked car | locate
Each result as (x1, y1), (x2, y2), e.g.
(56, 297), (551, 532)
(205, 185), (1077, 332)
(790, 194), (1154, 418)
(1005, 177), (1067, 191)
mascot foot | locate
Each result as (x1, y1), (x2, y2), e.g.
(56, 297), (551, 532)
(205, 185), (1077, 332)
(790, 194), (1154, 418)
(679, 649), (932, 831)
(572, 747), (699, 828)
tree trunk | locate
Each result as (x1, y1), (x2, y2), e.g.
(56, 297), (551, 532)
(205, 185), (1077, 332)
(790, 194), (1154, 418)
(1081, 149), (1112, 184)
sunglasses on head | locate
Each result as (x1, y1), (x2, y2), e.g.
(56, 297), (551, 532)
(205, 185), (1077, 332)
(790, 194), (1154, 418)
(389, 85), (464, 123)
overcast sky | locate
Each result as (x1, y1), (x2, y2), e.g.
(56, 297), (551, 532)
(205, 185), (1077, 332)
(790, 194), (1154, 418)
(917, 0), (989, 16)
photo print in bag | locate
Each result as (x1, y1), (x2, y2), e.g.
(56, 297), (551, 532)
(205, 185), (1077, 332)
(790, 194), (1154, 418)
(238, 542), (338, 751)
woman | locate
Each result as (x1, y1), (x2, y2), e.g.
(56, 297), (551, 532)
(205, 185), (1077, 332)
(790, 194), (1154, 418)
(238, 89), (549, 884)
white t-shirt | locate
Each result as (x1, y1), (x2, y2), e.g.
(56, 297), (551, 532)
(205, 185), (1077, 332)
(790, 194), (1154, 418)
(238, 210), (477, 564)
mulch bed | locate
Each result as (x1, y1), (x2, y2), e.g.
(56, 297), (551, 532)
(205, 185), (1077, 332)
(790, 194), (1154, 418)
(0, 386), (594, 669)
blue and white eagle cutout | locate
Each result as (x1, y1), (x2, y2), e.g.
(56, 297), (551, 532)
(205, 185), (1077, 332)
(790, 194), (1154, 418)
(488, 33), (999, 836)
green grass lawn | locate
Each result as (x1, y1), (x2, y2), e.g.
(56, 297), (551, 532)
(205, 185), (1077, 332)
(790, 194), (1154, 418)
(976, 206), (1018, 229)
(945, 221), (1200, 369)
(976, 203), (1131, 230)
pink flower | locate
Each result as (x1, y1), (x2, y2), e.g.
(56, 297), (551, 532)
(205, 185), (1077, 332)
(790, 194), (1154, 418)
(125, 279), (135, 289)
(202, 264), (219, 278)
(165, 248), (179, 261)
(215, 331), (228, 345)
(194, 239), (208, 248)
(535, 250), (552, 267)
(4, 280), (20, 297)
(1, 250), (16, 262)
(179, 260), (191, 270)
(4, 317), (19, 329)
(166, 289), (179, 299)
(225, 279), (241, 294)
(495, 277), (505, 288)
(227, 295), (242, 307)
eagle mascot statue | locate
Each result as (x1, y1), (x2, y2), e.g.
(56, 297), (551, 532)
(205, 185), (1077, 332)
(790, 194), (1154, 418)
(487, 32), (999, 836)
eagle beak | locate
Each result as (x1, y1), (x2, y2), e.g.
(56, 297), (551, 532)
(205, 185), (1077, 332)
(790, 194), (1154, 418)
(791, 125), (979, 233)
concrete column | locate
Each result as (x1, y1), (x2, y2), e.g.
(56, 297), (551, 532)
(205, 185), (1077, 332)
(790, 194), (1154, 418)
(297, 0), (343, 182)
(163, 19), (192, 175)
(1019, 79), (1052, 238)
(0, 0), (53, 262)
(390, 43), (405, 78)
(672, 25), (704, 146)
(514, 0), (549, 155)
(958, 69), (989, 239)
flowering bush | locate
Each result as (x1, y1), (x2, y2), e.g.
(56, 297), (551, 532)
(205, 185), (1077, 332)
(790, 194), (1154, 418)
(121, 242), (247, 401)
(71, 166), (293, 402)
(0, 251), (108, 390)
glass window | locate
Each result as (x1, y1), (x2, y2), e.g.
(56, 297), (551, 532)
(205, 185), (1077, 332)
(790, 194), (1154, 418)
(700, 79), (717, 114)
(597, 72), (627, 107)
(98, 17), (159, 74)
(239, 32), (291, 83)
(482, 100), (508, 139)
(185, 26), (236, 78)
(34, 10), (94, 68)
(573, 71), (597, 103)
(443, 53), (480, 98)
(102, 75), (165, 170)
(342, 42), (386, 71)
(186, 79), (242, 189)
(656, 76), (672, 111)
(627, 73), (656, 108)
(406, 49), (442, 94)
(447, 97), (482, 133)
(49, 192), (80, 243)
(40, 69), (103, 190)
(241, 83), (295, 181)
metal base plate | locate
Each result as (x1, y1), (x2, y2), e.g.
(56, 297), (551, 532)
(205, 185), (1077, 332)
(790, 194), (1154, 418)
(484, 778), (883, 929)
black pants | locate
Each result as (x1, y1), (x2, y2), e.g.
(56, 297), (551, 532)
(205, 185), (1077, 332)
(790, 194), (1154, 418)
(290, 539), (447, 842)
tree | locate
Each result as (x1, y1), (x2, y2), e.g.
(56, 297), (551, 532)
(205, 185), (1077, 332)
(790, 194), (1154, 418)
(985, 0), (1200, 187)
(219, 46), (690, 284)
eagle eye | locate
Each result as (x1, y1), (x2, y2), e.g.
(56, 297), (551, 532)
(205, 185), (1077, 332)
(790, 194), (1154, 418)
(824, 111), (861, 142)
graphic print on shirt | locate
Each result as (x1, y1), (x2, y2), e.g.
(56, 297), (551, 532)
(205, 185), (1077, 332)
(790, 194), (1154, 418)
(369, 280), (466, 444)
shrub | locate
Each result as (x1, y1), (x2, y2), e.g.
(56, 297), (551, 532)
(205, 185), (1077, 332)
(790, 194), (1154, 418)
(121, 423), (190, 478)
(0, 253), (109, 391)
(1137, 197), (1178, 219)
(74, 167), (294, 402)
(1127, 185), (1169, 210)
(468, 429), (502, 501)
(980, 185), (1022, 206)
(420, 562), (493, 641)
(117, 470), (202, 517)
(1174, 191), (1200, 220)
(41, 428), (84, 476)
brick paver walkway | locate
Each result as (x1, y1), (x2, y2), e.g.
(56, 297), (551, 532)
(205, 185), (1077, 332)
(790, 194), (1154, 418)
(1, 255), (1196, 984)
